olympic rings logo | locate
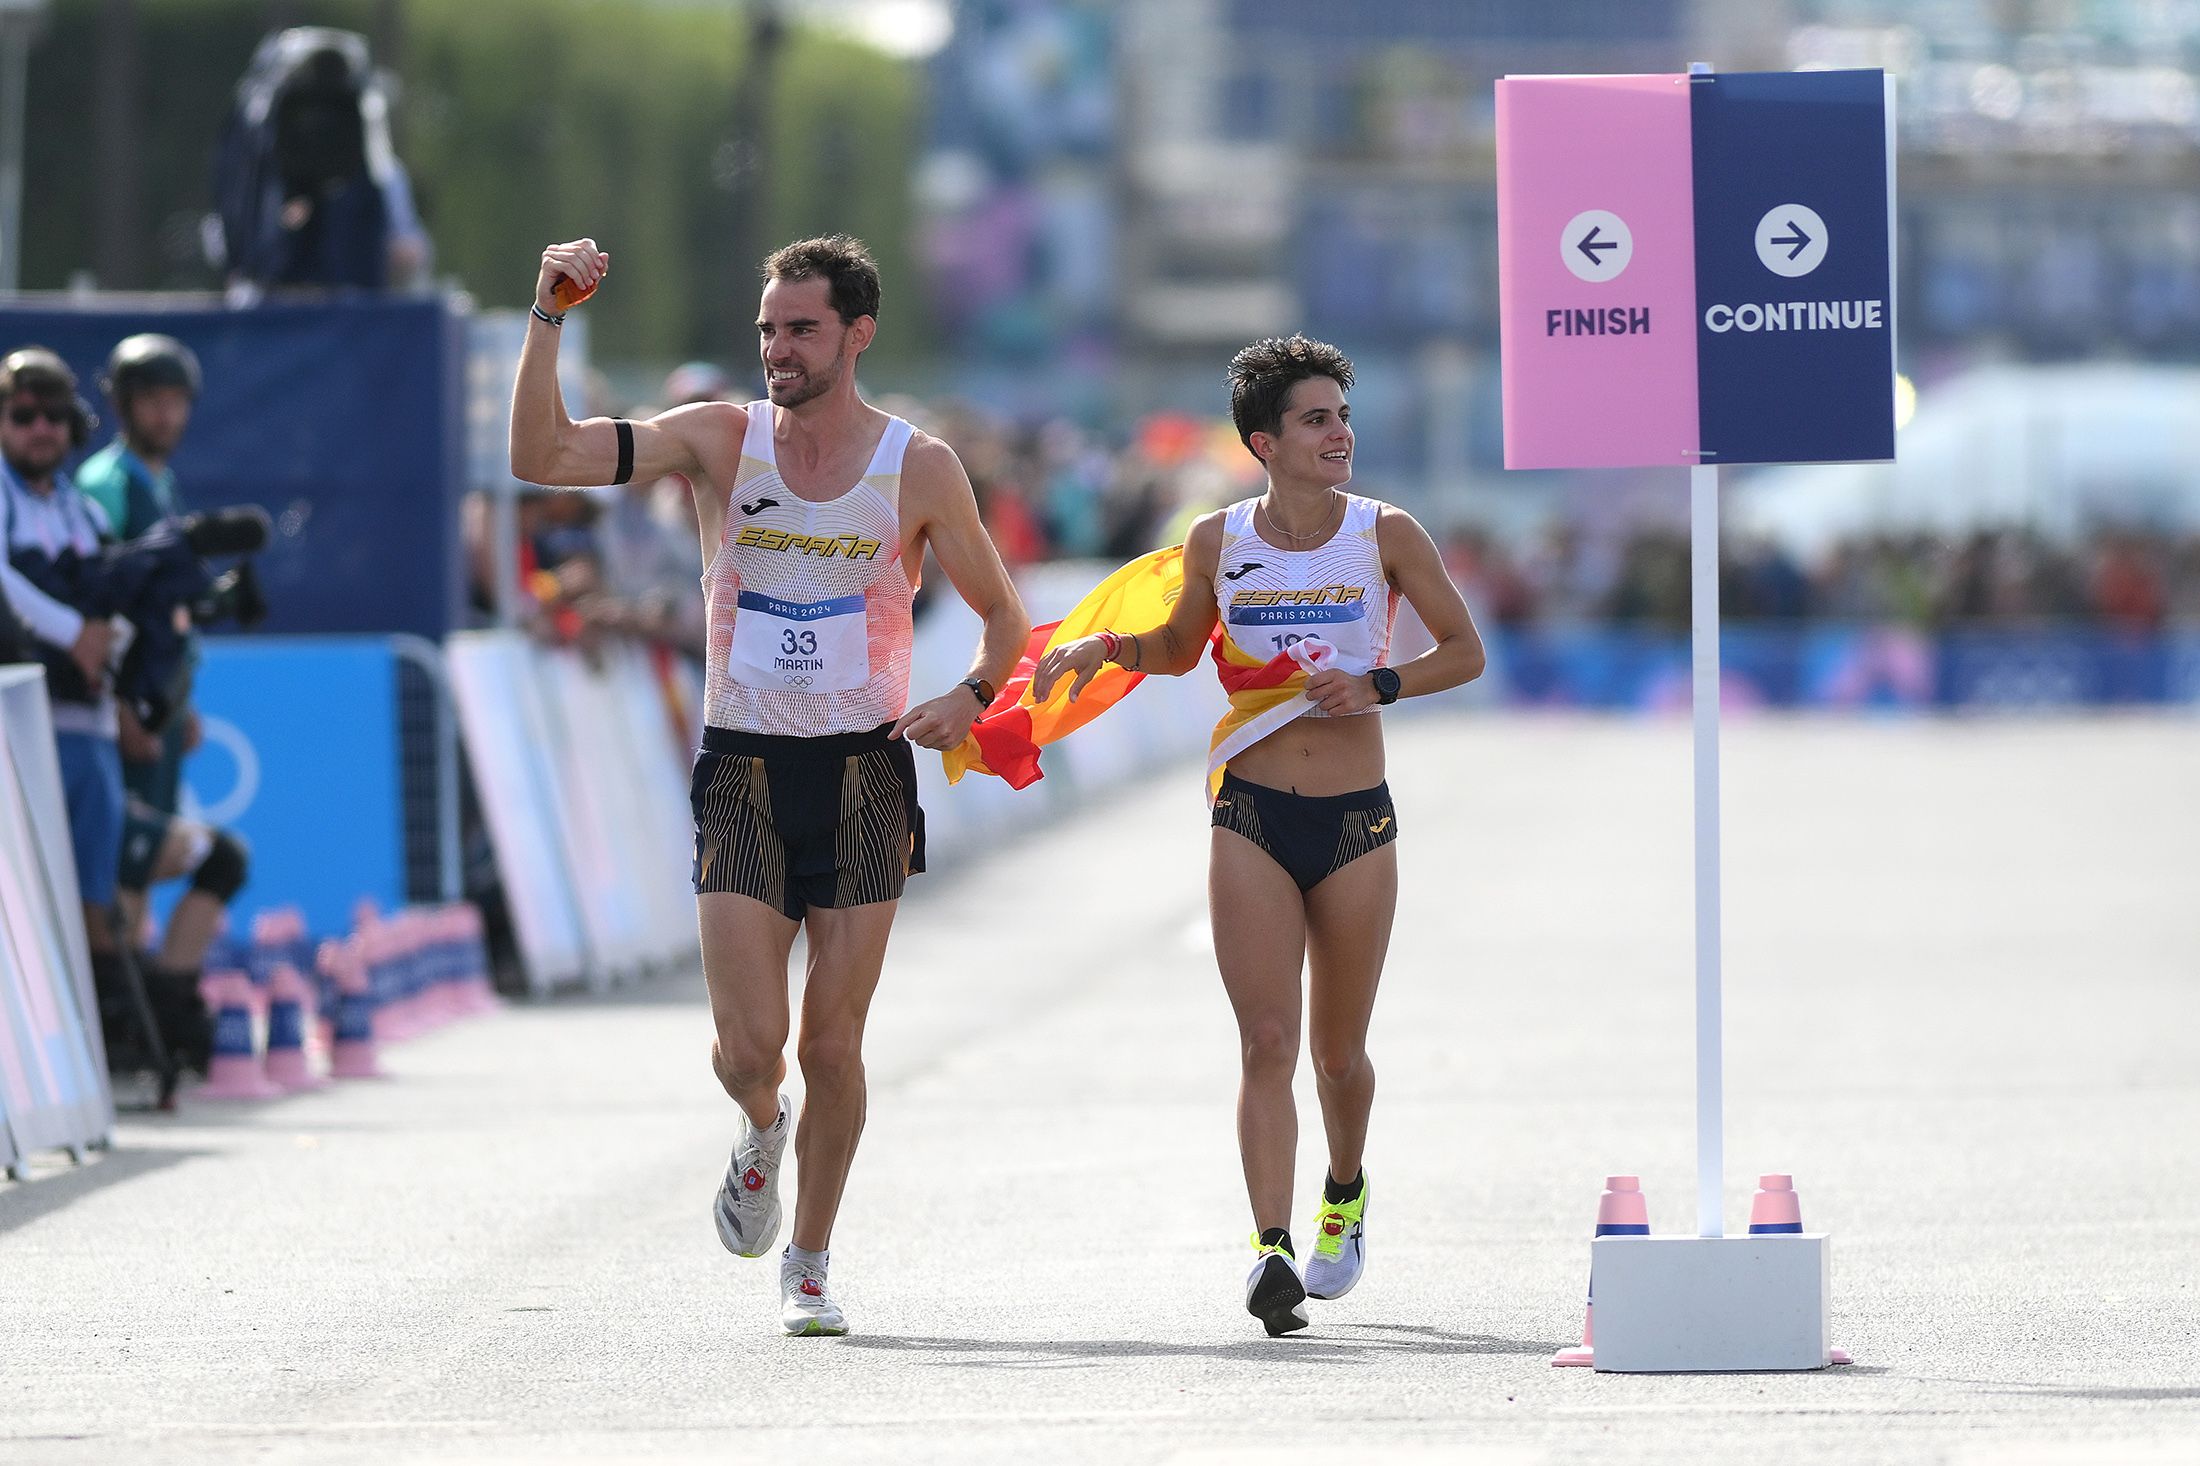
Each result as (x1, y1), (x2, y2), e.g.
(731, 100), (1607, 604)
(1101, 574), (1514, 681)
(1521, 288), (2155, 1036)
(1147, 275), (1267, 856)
(785, 675), (814, 688)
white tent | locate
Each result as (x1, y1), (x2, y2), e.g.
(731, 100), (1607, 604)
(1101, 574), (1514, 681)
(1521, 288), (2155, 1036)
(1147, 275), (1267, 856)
(1730, 364), (2200, 556)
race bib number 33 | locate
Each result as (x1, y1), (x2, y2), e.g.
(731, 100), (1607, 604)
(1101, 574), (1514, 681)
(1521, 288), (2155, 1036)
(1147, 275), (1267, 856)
(729, 590), (869, 693)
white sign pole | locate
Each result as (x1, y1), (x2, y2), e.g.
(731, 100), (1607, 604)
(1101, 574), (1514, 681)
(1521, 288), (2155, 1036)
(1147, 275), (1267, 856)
(1686, 56), (1725, 1245)
(1690, 459), (1724, 1239)
(1689, 59), (1724, 1241)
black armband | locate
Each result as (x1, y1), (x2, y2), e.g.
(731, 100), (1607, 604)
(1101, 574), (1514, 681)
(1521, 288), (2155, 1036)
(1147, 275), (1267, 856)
(612, 418), (634, 486)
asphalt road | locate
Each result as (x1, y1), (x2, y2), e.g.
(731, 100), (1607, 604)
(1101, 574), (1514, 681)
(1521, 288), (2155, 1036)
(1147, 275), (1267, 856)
(5, 713), (2197, 1465)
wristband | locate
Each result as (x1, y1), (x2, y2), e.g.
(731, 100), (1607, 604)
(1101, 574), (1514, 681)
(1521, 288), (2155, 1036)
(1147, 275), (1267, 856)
(530, 303), (566, 327)
(1098, 629), (1122, 662)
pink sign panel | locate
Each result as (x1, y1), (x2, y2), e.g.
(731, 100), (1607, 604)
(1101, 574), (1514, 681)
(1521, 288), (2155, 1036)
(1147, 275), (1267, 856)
(1497, 74), (1700, 469)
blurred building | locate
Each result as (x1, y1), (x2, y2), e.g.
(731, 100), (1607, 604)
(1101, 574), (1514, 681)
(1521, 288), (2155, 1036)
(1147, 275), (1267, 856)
(919, 0), (2200, 528)
(917, 0), (1116, 417)
(1777, 1), (2200, 371)
(1113, 0), (1693, 505)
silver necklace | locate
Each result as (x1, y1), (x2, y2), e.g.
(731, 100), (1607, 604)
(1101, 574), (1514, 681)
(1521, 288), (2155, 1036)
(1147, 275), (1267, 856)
(1259, 492), (1341, 545)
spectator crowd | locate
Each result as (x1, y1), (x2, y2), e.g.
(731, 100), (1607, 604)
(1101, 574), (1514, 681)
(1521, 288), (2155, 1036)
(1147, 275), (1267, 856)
(484, 379), (2200, 660)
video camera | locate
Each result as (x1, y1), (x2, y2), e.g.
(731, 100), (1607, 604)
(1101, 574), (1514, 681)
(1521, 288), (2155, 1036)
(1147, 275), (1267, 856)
(28, 504), (272, 730)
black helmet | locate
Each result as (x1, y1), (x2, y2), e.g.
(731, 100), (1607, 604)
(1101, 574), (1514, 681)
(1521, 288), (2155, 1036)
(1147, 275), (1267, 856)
(0, 346), (97, 447)
(102, 333), (203, 405)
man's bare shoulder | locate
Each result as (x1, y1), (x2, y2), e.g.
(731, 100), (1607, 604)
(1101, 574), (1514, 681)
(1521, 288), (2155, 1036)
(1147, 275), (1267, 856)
(898, 430), (971, 500)
(903, 428), (964, 472)
(653, 398), (748, 436)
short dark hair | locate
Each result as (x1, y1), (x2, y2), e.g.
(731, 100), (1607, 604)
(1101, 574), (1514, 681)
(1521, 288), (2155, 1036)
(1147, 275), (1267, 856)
(761, 235), (882, 325)
(1227, 334), (1354, 456)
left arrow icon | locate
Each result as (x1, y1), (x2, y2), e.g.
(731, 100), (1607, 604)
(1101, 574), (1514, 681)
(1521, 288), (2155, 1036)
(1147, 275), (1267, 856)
(1560, 209), (1632, 282)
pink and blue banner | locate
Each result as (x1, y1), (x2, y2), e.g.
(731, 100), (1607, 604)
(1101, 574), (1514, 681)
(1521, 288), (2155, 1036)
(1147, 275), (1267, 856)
(1498, 70), (1895, 471)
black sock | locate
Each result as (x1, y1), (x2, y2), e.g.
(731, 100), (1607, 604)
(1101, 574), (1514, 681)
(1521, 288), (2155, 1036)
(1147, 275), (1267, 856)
(1258, 1226), (1293, 1258)
(1323, 1169), (1364, 1205)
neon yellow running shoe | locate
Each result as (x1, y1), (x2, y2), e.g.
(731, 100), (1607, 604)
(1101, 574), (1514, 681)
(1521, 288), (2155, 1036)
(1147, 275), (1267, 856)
(1245, 1233), (1310, 1336)
(1303, 1176), (1368, 1300)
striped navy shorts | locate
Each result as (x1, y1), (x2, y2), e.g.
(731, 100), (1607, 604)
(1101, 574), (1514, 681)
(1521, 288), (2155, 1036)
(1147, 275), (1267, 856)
(690, 722), (925, 918)
(1211, 770), (1397, 893)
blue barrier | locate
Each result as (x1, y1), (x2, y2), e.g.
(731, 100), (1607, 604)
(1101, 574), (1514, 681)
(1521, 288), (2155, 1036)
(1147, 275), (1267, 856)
(0, 295), (467, 641)
(1487, 626), (2200, 709)
(162, 636), (407, 937)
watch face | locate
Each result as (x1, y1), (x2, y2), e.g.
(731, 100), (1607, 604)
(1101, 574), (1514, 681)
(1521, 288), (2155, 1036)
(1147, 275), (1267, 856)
(1374, 668), (1401, 702)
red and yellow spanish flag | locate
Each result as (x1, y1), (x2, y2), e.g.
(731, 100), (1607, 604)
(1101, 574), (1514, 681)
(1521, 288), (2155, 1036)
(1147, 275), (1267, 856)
(942, 545), (1184, 789)
(944, 545), (1326, 797)
(1205, 629), (1334, 799)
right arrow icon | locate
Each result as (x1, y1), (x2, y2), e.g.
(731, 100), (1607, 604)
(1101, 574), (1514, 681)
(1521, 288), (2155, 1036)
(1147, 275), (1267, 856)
(1755, 204), (1828, 277)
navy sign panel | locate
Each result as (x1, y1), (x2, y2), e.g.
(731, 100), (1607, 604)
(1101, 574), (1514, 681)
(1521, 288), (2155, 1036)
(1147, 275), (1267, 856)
(1691, 69), (1895, 466)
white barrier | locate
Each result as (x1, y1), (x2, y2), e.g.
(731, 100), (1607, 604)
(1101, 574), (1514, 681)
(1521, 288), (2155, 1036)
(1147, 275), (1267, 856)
(446, 635), (591, 995)
(447, 634), (700, 996)
(0, 666), (114, 1175)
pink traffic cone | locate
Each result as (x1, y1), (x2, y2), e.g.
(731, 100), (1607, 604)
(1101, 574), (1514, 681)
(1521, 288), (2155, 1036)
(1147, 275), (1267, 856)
(414, 907), (466, 1028)
(261, 950), (326, 1092)
(352, 905), (405, 1044)
(1749, 1173), (1802, 1232)
(448, 903), (501, 1016)
(1750, 1173), (1852, 1365)
(195, 970), (283, 1100)
(376, 908), (435, 1040)
(313, 938), (342, 1057)
(327, 935), (388, 1080)
(1552, 1175), (1650, 1367)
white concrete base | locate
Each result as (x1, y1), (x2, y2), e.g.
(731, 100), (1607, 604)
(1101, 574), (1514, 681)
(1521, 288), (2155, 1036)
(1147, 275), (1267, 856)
(1589, 1233), (1832, 1372)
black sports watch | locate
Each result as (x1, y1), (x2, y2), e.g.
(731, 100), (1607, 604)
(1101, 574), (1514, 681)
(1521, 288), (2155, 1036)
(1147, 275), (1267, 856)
(959, 677), (995, 710)
(1371, 666), (1402, 706)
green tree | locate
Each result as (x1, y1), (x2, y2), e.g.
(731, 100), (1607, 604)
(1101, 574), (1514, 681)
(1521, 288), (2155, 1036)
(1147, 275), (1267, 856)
(24, 0), (920, 366)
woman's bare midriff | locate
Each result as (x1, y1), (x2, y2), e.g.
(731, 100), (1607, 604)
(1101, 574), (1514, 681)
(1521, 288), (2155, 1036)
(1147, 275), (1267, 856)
(1223, 712), (1385, 796)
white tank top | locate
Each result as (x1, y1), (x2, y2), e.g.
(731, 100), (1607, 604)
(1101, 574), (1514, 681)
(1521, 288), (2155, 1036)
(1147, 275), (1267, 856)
(702, 402), (918, 735)
(1211, 493), (1396, 718)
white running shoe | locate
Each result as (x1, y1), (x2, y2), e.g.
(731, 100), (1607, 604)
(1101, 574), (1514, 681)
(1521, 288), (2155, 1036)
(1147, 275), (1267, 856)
(713, 1094), (789, 1258)
(1303, 1177), (1368, 1301)
(781, 1251), (847, 1337)
(1244, 1236), (1311, 1337)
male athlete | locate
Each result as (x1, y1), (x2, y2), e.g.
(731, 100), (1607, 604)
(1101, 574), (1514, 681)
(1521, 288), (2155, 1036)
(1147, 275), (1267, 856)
(510, 235), (1028, 1336)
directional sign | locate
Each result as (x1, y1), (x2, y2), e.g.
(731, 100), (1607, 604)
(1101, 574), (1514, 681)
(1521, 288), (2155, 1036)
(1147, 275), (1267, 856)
(1693, 71), (1894, 465)
(1497, 69), (1896, 469)
(1495, 74), (1698, 469)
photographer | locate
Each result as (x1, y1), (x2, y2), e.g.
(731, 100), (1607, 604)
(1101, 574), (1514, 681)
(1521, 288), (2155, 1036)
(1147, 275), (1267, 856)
(2, 346), (259, 1094)
(79, 335), (252, 1063)
(1, 349), (126, 930)
(79, 334), (204, 791)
